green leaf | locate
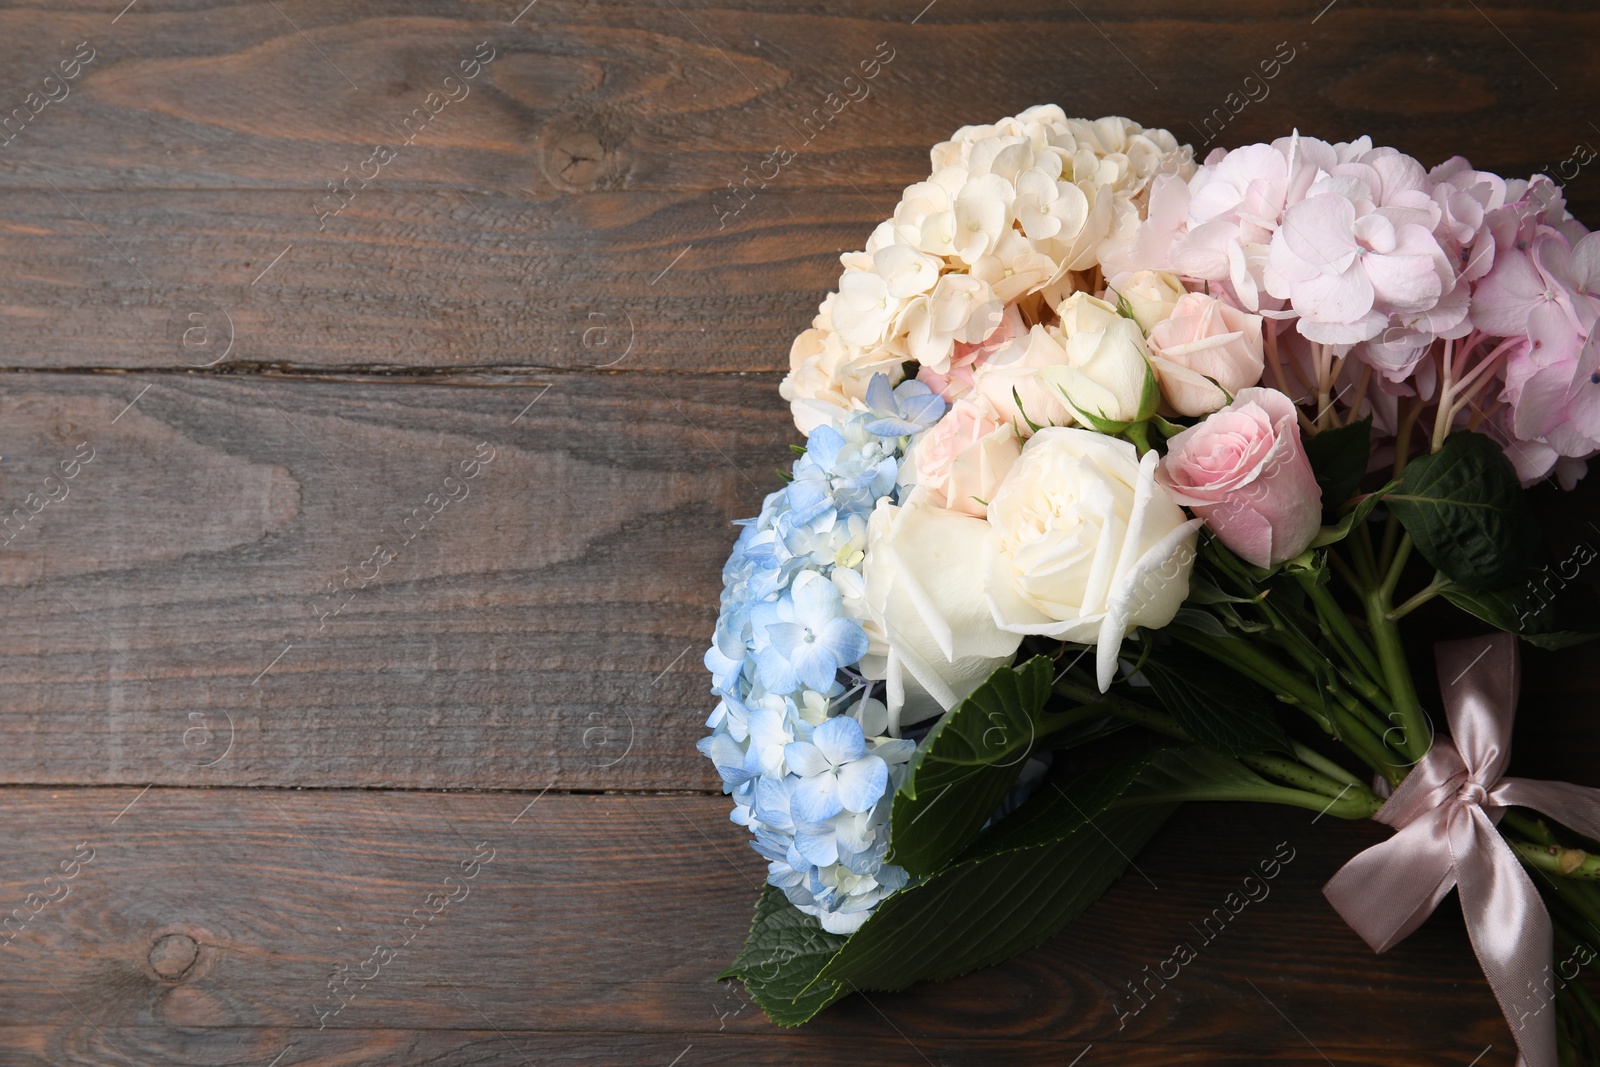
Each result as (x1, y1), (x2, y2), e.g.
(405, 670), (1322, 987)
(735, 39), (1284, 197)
(1309, 478), (1395, 548)
(1441, 558), (1600, 650)
(723, 748), (1174, 1025)
(1387, 431), (1541, 591)
(887, 657), (1054, 877)
(1303, 416), (1372, 520)
(1152, 413), (1189, 438)
(1063, 399), (1132, 436)
(1184, 572), (1256, 606)
(1108, 286), (1139, 324)
(815, 750), (1172, 992)
(1011, 387), (1045, 434)
(1140, 645), (1291, 756)
(719, 886), (851, 1025)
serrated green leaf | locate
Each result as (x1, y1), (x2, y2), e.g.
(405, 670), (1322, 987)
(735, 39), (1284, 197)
(816, 750), (1172, 991)
(1388, 431), (1542, 591)
(1140, 645), (1291, 756)
(719, 886), (850, 1025)
(722, 747), (1174, 1025)
(887, 657), (1054, 876)
(1441, 561), (1600, 650)
(1303, 416), (1372, 520)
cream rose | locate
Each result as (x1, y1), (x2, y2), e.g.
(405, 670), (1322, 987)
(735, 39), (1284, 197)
(1110, 269), (1187, 333)
(1039, 297), (1159, 428)
(971, 324), (1077, 432)
(1057, 290), (1122, 335)
(1146, 292), (1265, 416)
(983, 428), (1201, 691)
(861, 489), (1023, 731)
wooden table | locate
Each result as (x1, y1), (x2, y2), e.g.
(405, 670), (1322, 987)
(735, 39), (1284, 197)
(1, 2), (1597, 1064)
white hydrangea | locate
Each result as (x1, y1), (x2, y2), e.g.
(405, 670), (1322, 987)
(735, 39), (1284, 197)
(780, 107), (1194, 433)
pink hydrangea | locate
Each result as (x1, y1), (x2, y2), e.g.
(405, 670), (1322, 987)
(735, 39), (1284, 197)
(1264, 151), (1458, 346)
(1473, 231), (1598, 359)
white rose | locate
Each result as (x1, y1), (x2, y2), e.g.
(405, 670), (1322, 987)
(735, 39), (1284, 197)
(1040, 314), (1159, 427)
(983, 428), (1201, 691)
(1057, 291), (1122, 335)
(861, 490), (1023, 732)
(1109, 269), (1187, 333)
(972, 324), (1077, 433)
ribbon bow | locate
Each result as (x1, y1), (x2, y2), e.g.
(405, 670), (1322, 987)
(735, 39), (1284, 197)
(1324, 633), (1600, 1067)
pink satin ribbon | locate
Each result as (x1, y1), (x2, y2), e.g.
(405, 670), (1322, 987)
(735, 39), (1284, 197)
(1324, 633), (1600, 1067)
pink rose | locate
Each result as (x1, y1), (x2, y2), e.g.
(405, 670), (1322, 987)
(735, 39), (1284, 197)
(906, 398), (1022, 518)
(1158, 387), (1322, 567)
(1146, 292), (1266, 416)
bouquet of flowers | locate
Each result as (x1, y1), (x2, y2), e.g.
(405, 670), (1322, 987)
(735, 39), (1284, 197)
(701, 105), (1600, 1063)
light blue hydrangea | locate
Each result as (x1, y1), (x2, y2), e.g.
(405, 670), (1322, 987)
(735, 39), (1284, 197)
(863, 373), (945, 438)
(699, 377), (941, 935)
(751, 573), (869, 695)
(785, 716), (887, 822)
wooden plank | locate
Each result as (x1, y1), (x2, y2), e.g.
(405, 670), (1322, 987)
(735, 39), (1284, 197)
(1, 368), (1597, 792)
(0, 2), (1593, 372)
(0, 370), (790, 789)
(0, 791), (1519, 1064)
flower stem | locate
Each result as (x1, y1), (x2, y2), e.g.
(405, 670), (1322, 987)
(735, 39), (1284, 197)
(1289, 741), (1366, 789)
(1351, 524), (1382, 590)
(1239, 752), (1378, 805)
(1429, 336), (1457, 453)
(1054, 681), (1385, 820)
(1380, 533), (1414, 600)
(1511, 839), (1600, 881)
(1115, 777), (1382, 819)
(1362, 574), (1432, 766)
(1504, 809), (1560, 846)
(1172, 629), (1323, 712)
(1051, 680), (1188, 741)
(1388, 573), (1452, 622)
(1393, 397), (1427, 477)
(1173, 628), (1405, 784)
(1296, 571), (1385, 688)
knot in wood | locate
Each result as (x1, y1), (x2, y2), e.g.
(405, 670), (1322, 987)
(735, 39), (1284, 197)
(148, 932), (200, 980)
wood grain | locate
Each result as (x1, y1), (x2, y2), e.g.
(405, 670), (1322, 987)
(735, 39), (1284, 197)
(3, 0), (1599, 1063)
(0, 1), (1593, 372)
(0, 792), (1518, 1064)
(0, 370), (792, 789)
(0, 370), (1594, 793)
